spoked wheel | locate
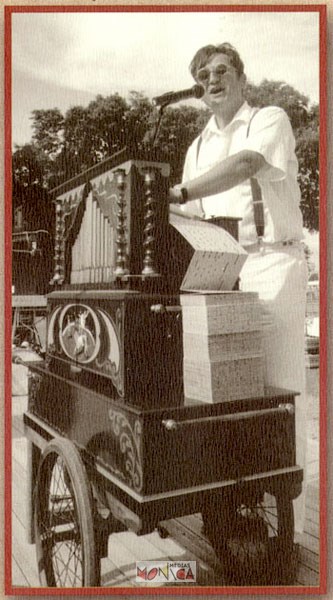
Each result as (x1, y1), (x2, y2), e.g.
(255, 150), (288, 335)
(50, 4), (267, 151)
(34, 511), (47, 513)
(34, 438), (100, 588)
(203, 490), (296, 585)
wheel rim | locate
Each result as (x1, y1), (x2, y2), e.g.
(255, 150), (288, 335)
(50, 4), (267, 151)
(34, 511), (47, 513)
(225, 497), (284, 582)
(203, 492), (295, 585)
(37, 453), (84, 586)
(34, 439), (98, 588)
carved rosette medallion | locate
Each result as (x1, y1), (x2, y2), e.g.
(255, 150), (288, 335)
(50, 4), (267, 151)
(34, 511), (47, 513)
(108, 408), (143, 492)
(59, 304), (101, 364)
(48, 302), (124, 396)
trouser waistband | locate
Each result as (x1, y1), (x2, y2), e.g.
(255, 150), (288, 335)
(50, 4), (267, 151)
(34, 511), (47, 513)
(243, 240), (302, 253)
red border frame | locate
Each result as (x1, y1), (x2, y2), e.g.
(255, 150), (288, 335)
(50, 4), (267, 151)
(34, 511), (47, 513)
(4, 4), (327, 596)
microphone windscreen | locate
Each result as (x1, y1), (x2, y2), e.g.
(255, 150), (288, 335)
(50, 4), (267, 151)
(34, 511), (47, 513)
(193, 84), (205, 99)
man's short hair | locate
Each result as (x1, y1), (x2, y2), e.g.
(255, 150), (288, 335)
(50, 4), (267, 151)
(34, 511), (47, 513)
(190, 43), (244, 79)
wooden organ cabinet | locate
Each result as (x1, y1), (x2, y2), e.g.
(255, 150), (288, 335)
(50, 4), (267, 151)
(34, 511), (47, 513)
(43, 150), (241, 410)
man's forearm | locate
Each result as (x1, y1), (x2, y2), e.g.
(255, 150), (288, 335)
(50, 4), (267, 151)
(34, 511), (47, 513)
(182, 150), (265, 201)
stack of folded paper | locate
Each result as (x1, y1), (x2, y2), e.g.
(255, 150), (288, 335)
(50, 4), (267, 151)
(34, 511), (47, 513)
(181, 292), (264, 403)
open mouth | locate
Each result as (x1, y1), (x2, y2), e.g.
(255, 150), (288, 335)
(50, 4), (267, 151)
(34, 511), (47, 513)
(209, 85), (225, 96)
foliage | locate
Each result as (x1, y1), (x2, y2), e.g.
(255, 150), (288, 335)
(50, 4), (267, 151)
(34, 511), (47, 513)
(12, 144), (52, 229)
(12, 79), (320, 232)
(295, 105), (319, 232)
(296, 121), (319, 231)
(148, 105), (210, 183)
(245, 80), (310, 129)
(13, 143), (48, 189)
(31, 108), (64, 158)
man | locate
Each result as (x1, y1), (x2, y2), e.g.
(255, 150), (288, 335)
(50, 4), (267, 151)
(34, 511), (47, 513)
(169, 43), (308, 532)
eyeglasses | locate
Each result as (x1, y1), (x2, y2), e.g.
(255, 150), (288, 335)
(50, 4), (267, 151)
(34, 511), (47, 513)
(196, 64), (236, 85)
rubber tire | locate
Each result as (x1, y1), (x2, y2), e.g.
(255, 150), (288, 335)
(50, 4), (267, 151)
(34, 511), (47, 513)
(34, 437), (99, 587)
(202, 492), (295, 585)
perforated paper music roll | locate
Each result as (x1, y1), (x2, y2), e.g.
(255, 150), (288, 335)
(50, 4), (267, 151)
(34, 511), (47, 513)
(169, 212), (247, 291)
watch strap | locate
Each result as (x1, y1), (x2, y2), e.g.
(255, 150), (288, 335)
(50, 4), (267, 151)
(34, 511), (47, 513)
(180, 187), (188, 204)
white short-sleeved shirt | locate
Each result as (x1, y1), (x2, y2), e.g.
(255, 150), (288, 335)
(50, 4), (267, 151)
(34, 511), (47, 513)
(182, 101), (304, 247)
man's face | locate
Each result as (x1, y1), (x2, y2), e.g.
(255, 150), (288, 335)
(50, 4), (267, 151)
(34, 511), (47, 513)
(196, 53), (245, 111)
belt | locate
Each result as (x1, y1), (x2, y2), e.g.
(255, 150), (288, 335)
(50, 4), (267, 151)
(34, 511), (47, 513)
(243, 240), (301, 253)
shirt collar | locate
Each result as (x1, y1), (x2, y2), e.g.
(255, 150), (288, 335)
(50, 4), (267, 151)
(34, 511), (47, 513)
(202, 101), (254, 140)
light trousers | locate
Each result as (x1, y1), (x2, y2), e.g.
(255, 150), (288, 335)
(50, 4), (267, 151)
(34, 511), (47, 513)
(239, 243), (309, 532)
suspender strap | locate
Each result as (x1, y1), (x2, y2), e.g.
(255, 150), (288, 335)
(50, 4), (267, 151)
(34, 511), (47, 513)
(195, 135), (204, 215)
(247, 109), (265, 239)
(196, 108), (265, 239)
(196, 134), (202, 164)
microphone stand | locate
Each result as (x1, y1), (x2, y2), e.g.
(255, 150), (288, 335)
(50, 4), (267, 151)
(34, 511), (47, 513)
(151, 102), (169, 148)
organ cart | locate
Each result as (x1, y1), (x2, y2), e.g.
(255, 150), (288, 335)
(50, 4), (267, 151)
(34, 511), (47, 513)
(23, 150), (303, 588)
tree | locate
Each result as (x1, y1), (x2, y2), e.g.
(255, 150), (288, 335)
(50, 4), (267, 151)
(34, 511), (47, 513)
(149, 104), (210, 183)
(296, 121), (319, 232)
(125, 91), (156, 153)
(14, 80), (320, 231)
(13, 143), (45, 189)
(245, 79), (310, 129)
(65, 94), (128, 161)
(31, 108), (64, 158)
(12, 143), (54, 294)
(12, 144), (51, 228)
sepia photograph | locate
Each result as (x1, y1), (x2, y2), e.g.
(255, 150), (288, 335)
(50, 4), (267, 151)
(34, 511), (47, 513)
(6, 4), (325, 594)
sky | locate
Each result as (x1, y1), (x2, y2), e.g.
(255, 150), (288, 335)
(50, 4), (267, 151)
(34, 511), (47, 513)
(11, 10), (320, 147)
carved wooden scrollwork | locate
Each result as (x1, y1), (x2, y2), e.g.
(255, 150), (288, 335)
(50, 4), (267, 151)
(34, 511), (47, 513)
(108, 408), (143, 492)
(28, 370), (43, 411)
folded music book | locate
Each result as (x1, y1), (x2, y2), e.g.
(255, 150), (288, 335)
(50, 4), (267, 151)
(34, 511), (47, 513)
(169, 210), (247, 292)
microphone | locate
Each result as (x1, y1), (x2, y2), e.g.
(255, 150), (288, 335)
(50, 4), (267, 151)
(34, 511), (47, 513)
(153, 84), (204, 107)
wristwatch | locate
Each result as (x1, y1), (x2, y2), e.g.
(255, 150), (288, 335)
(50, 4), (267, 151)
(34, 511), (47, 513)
(179, 187), (188, 204)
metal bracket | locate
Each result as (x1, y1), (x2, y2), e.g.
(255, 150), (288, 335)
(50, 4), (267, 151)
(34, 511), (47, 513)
(151, 304), (182, 314)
